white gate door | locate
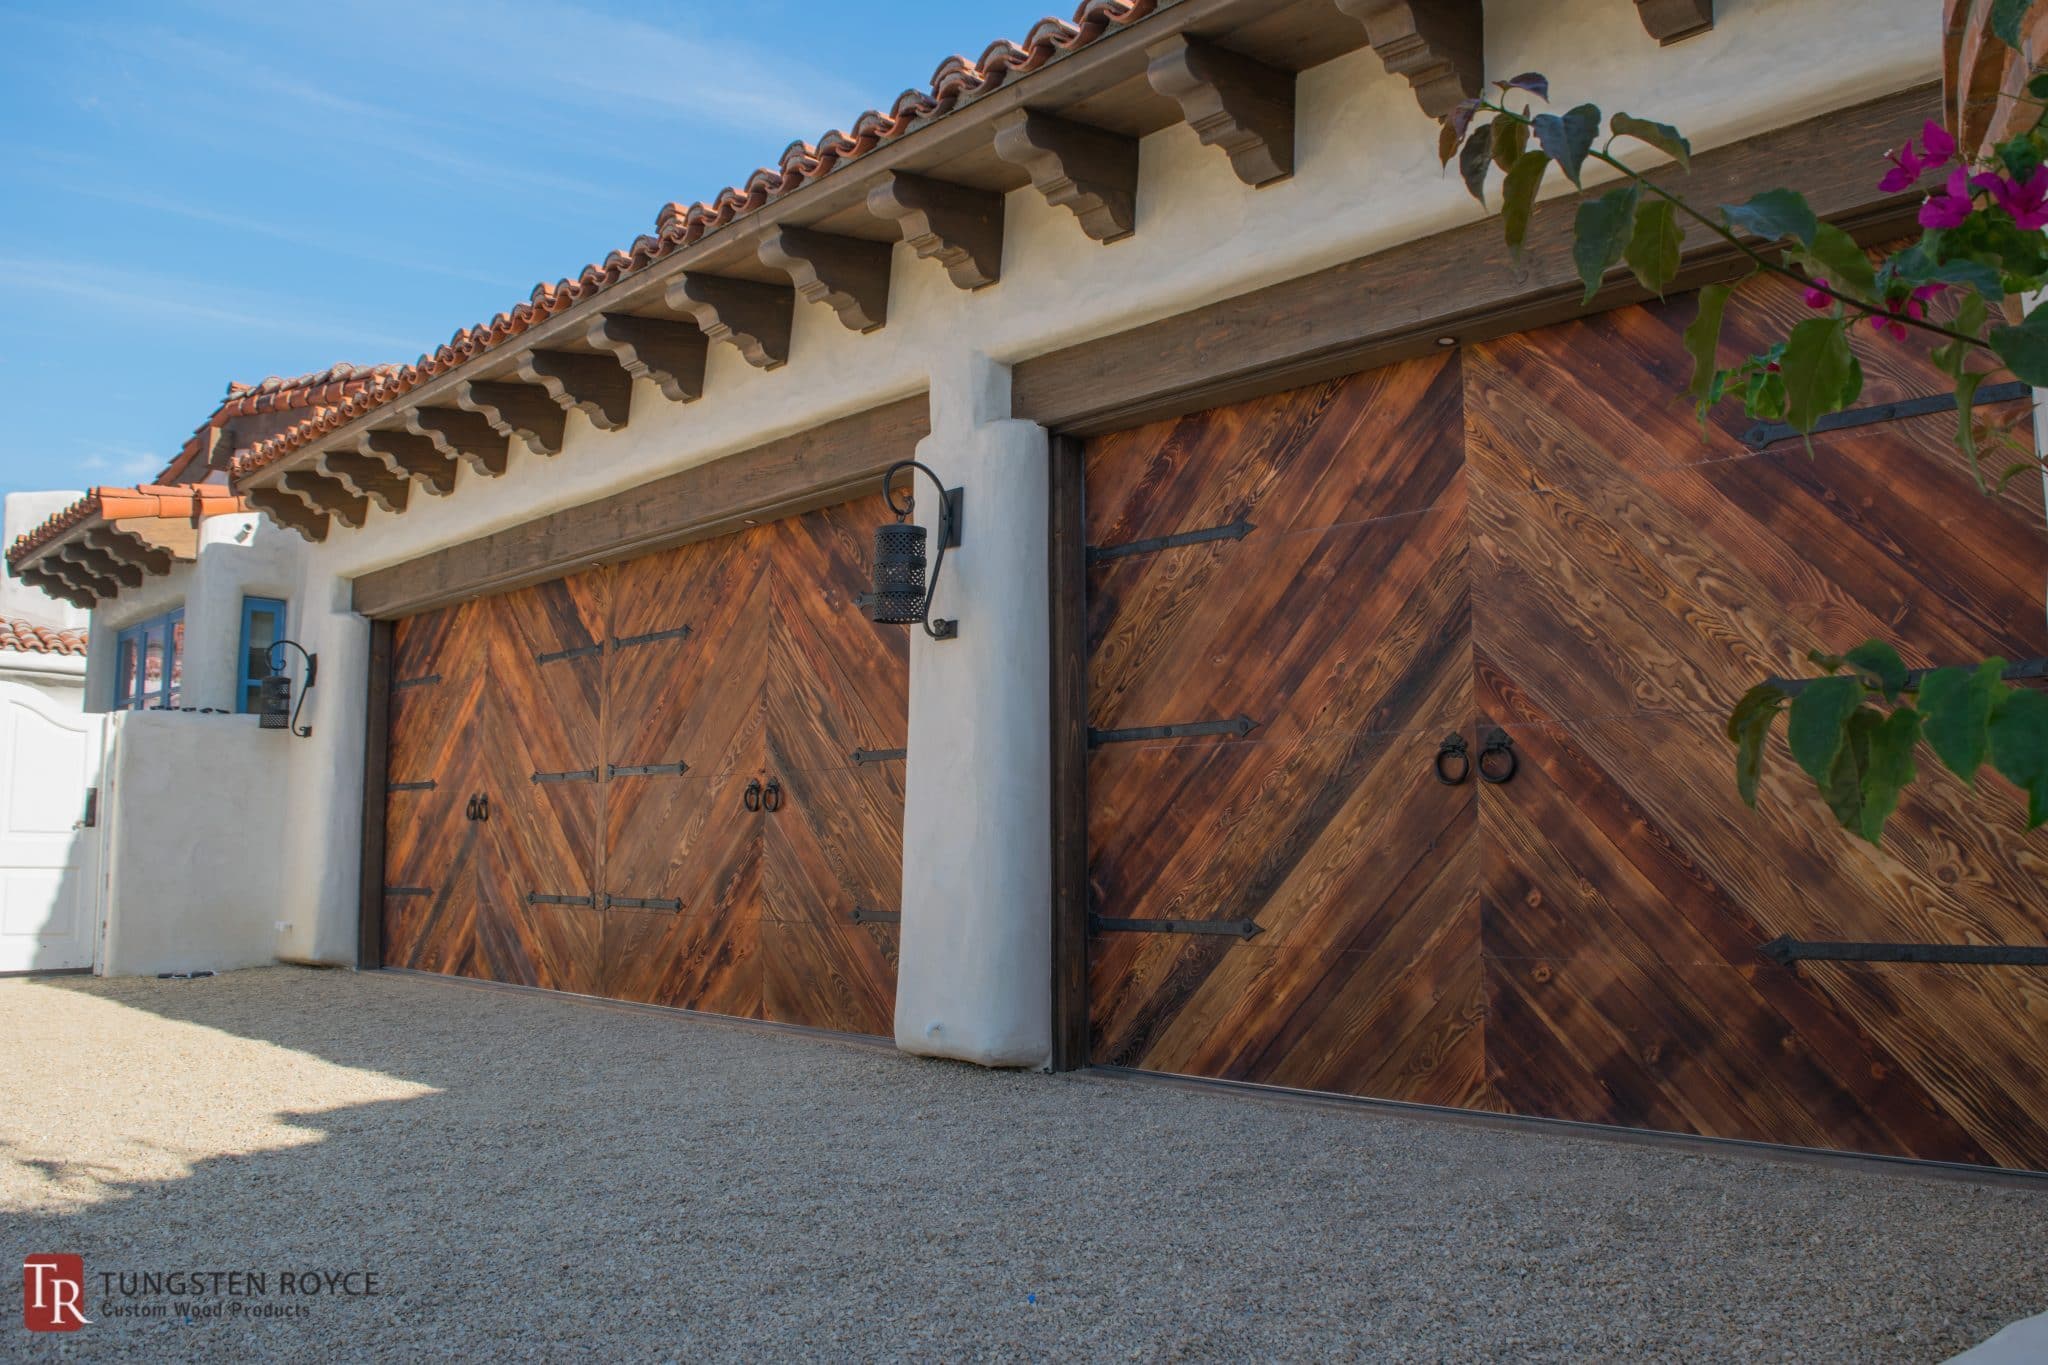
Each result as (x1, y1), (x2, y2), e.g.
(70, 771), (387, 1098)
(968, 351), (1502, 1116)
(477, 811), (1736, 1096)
(0, 681), (101, 973)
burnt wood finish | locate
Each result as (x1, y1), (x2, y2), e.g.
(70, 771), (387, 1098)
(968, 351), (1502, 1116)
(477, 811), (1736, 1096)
(1049, 433), (1091, 1070)
(358, 618), (393, 969)
(1079, 265), (2048, 1172)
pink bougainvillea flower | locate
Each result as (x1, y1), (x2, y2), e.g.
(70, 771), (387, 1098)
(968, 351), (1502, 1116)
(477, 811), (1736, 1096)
(1879, 120), (1959, 192)
(1983, 163), (2048, 230)
(1802, 278), (1832, 308)
(1918, 165), (1980, 229)
(1868, 313), (1910, 342)
(1919, 119), (1957, 164)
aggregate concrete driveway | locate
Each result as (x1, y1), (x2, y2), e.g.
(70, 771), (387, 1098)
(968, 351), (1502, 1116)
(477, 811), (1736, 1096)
(2, 967), (2043, 1362)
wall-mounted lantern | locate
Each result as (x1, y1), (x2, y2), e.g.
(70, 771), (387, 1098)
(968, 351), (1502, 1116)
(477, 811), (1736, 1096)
(254, 639), (318, 737)
(861, 459), (962, 640)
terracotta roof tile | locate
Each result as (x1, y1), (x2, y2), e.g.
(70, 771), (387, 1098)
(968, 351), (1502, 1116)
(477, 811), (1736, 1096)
(0, 620), (88, 655)
(160, 361), (400, 484)
(231, 0), (1158, 483)
(6, 485), (249, 569)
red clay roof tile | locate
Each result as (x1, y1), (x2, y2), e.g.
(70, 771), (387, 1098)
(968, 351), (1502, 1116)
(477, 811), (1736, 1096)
(0, 620), (88, 656)
(7, 485), (249, 569)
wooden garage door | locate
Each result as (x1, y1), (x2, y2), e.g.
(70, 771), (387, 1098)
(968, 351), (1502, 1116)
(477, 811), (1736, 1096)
(381, 491), (906, 1036)
(1083, 268), (2048, 1170)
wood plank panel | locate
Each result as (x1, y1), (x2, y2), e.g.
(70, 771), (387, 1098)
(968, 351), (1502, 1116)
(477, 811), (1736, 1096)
(762, 763), (904, 1035)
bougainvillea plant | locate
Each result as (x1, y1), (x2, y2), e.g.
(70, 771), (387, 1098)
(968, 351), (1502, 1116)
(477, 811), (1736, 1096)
(1436, 8), (2048, 844)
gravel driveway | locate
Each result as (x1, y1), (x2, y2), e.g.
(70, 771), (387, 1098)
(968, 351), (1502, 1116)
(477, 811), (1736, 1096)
(2, 967), (2043, 1361)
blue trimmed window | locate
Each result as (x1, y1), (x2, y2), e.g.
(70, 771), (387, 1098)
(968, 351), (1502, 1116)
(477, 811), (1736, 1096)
(113, 609), (184, 711)
(237, 597), (288, 714)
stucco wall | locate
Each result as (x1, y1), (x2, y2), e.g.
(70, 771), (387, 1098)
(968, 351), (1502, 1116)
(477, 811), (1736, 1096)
(97, 710), (287, 976)
(1, 492), (89, 632)
(246, 0), (1934, 1058)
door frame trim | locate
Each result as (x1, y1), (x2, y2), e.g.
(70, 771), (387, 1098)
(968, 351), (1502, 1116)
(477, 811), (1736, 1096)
(357, 616), (394, 970)
(1048, 431), (1090, 1071)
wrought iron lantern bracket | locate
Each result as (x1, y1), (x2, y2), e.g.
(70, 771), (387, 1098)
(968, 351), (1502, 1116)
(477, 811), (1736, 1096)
(860, 460), (963, 640)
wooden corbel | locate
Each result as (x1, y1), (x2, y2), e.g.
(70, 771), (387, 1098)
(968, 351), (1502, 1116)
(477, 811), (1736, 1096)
(1635, 0), (1712, 43)
(992, 109), (1138, 243)
(21, 565), (94, 610)
(665, 274), (794, 369)
(248, 487), (330, 543)
(457, 380), (568, 457)
(757, 226), (894, 333)
(281, 469), (369, 530)
(405, 407), (510, 477)
(867, 172), (1004, 290)
(56, 544), (133, 593)
(363, 430), (458, 497)
(1145, 34), (1296, 187)
(586, 314), (707, 403)
(322, 450), (412, 515)
(1337, 0), (1483, 119)
(513, 350), (633, 431)
(85, 528), (173, 578)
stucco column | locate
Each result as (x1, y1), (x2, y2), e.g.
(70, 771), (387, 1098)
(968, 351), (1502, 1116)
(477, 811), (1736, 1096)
(895, 352), (1052, 1067)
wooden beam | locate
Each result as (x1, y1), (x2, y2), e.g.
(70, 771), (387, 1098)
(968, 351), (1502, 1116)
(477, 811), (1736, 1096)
(282, 470), (369, 530)
(457, 379), (567, 457)
(58, 542), (141, 590)
(1014, 83), (1936, 435)
(513, 349), (633, 431)
(867, 172), (1004, 290)
(358, 617), (393, 971)
(1336, 0), (1483, 119)
(991, 109), (1138, 244)
(757, 226), (893, 333)
(405, 406), (510, 477)
(586, 314), (707, 403)
(352, 394), (930, 618)
(1636, 0), (1713, 44)
(323, 450), (412, 515)
(364, 430), (458, 497)
(248, 487), (331, 543)
(1145, 34), (1295, 187)
(1047, 432), (1091, 1072)
(85, 528), (173, 577)
(665, 274), (794, 370)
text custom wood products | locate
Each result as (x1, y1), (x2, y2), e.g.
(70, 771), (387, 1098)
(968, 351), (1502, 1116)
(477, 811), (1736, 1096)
(381, 492), (907, 1036)
(1077, 269), (2048, 1171)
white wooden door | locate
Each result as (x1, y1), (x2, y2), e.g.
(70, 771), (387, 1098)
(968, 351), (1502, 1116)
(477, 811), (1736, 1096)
(0, 681), (101, 973)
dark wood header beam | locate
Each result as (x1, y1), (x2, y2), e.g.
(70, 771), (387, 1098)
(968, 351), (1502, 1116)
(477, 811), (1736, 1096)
(867, 172), (1004, 290)
(458, 380), (567, 457)
(587, 314), (707, 403)
(667, 274), (794, 369)
(992, 109), (1139, 244)
(1145, 34), (1296, 187)
(352, 394), (930, 619)
(514, 350), (633, 431)
(758, 226), (894, 334)
(1338, 0), (1483, 119)
(1637, 0), (1713, 44)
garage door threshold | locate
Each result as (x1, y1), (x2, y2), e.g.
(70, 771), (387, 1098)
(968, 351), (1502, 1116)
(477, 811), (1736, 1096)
(1084, 1065), (2048, 1192)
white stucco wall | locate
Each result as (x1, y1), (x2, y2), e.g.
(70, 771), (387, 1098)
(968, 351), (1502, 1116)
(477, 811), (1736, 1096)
(235, 0), (1932, 1058)
(97, 710), (287, 977)
(1, 491), (89, 632)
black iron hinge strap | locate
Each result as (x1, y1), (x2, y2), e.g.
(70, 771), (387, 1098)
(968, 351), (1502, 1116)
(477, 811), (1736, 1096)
(608, 762), (689, 778)
(850, 907), (902, 925)
(388, 780), (436, 793)
(536, 643), (604, 664)
(1088, 518), (1255, 564)
(1089, 714), (1259, 747)
(392, 674), (442, 690)
(606, 895), (682, 911)
(612, 625), (693, 650)
(528, 893), (595, 907)
(1092, 914), (1264, 941)
(1743, 381), (2030, 450)
(1766, 656), (2048, 697)
(1761, 935), (2048, 966)
(385, 886), (433, 897)
(532, 768), (599, 784)
(852, 748), (907, 765)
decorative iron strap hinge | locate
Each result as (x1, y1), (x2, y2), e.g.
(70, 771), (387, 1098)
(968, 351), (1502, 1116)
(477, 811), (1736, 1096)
(1088, 714), (1260, 747)
(387, 780), (436, 793)
(527, 893), (595, 907)
(384, 886), (433, 897)
(852, 748), (906, 765)
(1761, 935), (2048, 967)
(1765, 656), (2048, 697)
(612, 625), (693, 650)
(1091, 914), (1263, 940)
(392, 674), (442, 690)
(536, 643), (604, 664)
(1742, 381), (2030, 451)
(1087, 518), (1255, 565)
(850, 907), (901, 925)
(608, 762), (689, 779)
(604, 895), (681, 912)
(532, 768), (599, 784)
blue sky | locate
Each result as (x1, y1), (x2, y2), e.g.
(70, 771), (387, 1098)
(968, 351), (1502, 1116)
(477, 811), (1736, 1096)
(0, 0), (1054, 498)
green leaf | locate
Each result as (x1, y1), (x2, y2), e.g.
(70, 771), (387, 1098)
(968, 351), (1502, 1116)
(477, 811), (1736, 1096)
(1988, 303), (2048, 385)
(1988, 687), (2048, 827)
(1500, 151), (1551, 259)
(1955, 369), (1988, 489)
(1819, 708), (1878, 835)
(1609, 112), (1692, 170)
(1459, 120), (1495, 203)
(1572, 184), (1641, 303)
(2031, 70), (2048, 99)
(1992, 0), (2029, 47)
(1727, 683), (1787, 808)
(1684, 281), (1737, 407)
(1497, 72), (1549, 101)
(1438, 120), (1459, 168)
(1778, 316), (1860, 435)
(1624, 197), (1683, 297)
(1793, 223), (1879, 304)
(1919, 659), (2007, 782)
(1787, 674), (1863, 783)
(1492, 115), (1528, 172)
(1844, 640), (1909, 700)
(1854, 707), (1921, 843)
(1720, 189), (1818, 249)
(1531, 104), (1601, 186)
(1921, 258), (2005, 302)
(1993, 458), (2045, 493)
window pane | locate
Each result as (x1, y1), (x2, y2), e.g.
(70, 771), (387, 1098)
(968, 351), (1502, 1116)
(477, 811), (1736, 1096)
(141, 629), (164, 704)
(116, 638), (138, 708)
(167, 618), (184, 707)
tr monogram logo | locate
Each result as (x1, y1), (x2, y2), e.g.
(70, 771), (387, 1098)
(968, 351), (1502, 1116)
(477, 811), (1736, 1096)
(22, 1255), (90, 1332)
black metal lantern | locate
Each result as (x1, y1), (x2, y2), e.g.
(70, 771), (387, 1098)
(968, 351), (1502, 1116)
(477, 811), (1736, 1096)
(861, 459), (961, 640)
(256, 639), (318, 737)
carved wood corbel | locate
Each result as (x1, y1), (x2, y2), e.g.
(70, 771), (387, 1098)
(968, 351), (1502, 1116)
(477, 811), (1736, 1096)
(56, 543), (135, 592)
(1635, 0), (1713, 44)
(665, 274), (795, 369)
(586, 314), (707, 403)
(85, 527), (173, 577)
(363, 431), (459, 497)
(405, 407), (510, 477)
(281, 470), (369, 530)
(513, 350), (633, 431)
(21, 565), (94, 610)
(457, 380), (568, 457)
(867, 172), (1004, 290)
(991, 109), (1139, 244)
(756, 226), (894, 333)
(248, 487), (330, 543)
(1337, 0), (1483, 119)
(1145, 34), (1296, 187)
(322, 450), (412, 515)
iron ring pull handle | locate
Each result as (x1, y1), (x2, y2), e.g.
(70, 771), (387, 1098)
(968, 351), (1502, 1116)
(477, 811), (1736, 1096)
(465, 794), (480, 821)
(762, 778), (784, 813)
(476, 792), (491, 821)
(1478, 731), (1517, 785)
(1433, 734), (1471, 786)
(743, 779), (763, 812)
